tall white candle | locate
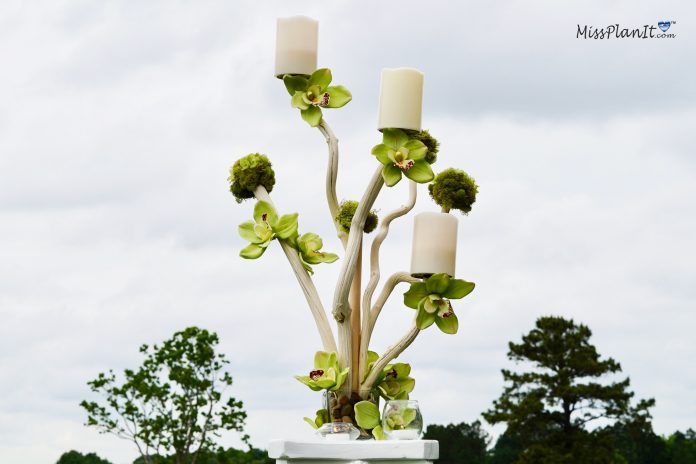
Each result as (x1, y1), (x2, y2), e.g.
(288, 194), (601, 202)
(275, 16), (318, 77)
(410, 212), (458, 277)
(378, 68), (424, 131)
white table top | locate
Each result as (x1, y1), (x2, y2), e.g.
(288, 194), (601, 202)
(268, 439), (439, 460)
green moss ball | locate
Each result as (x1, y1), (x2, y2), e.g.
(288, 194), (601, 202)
(336, 200), (378, 234)
(407, 129), (439, 164)
(428, 168), (478, 214)
(228, 153), (276, 203)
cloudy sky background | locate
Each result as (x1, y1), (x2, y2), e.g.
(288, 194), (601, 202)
(1, 0), (694, 462)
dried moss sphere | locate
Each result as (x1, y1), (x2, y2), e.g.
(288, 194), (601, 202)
(228, 153), (276, 203)
(336, 200), (378, 234)
(428, 168), (478, 214)
(407, 129), (439, 164)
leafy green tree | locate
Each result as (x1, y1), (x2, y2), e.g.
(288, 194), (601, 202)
(81, 327), (248, 464)
(666, 429), (696, 463)
(488, 429), (525, 464)
(56, 450), (113, 464)
(131, 446), (273, 464)
(423, 421), (489, 464)
(483, 316), (653, 464)
(601, 400), (669, 464)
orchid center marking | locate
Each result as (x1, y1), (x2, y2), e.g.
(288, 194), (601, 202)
(309, 369), (324, 380)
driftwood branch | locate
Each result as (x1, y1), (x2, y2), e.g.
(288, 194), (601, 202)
(359, 271), (420, 377)
(358, 181), (417, 380)
(253, 185), (337, 353)
(332, 166), (384, 382)
(361, 325), (421, 394)
(317, 119), (347, 247)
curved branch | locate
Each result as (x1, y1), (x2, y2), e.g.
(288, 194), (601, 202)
(360, 325), (421, 394)
(332, 166), (384, 370)
(362, 181), (417, 311)
(253, 185), (337, 353)
(317, 119), (347, 247)
(358, 271), (419, 382)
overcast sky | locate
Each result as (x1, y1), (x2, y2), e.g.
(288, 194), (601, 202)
(1, 1), (695, 463)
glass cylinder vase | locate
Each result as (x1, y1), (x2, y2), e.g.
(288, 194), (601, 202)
(324, 390), (379, 440)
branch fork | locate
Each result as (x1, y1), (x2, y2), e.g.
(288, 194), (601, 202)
(246, 119), (426, 398)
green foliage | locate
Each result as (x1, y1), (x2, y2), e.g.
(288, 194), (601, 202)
(488, 429), (525, 464)
(483, 316), (653, 464)
(56, 450), (113, 464)
(131, 446), (273, 464)
(406, 129), (439, 164)
(303, 409), (329, 430)
(428, 168), (478, 214)
(228, 154), (276, 203)
(372, 129), (434, 186)
(423, 421), (489, 464)
(665, 429), (696, 463)
(285, 69), (352, 127)
(335, 200), (378, 234)
(81, 327), (248, 464)
(603, 408), (670, 464)
(403, 273), (475, 334)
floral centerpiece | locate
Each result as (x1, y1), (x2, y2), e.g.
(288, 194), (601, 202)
(228, 16), (479, 440)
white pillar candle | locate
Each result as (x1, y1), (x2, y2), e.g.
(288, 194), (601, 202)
(275, 16), (318, 77)
(378, 68), (424, 131)
(410, 212), (458, 277)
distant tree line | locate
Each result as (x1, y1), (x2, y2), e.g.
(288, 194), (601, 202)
(56, 447), (273, 464)
(70, 319), (693, 464)
(423, 316), (696, 464)
(424, 421), (696, 464)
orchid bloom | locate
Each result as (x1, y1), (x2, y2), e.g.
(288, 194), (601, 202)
(295, 351), (349, 392)
(283, 68), (352, 127)
(238, 201), (298, 259)
(371, 129), (434, 187)
(403, 273), (475, 334)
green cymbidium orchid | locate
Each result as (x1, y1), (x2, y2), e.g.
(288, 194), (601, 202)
(377, 363), (416, 401)
(403, 273), (475, 334)
(283, 68), (352, 127)
(296, 232), (339, 274)
(361, 351), (415, 400)
(295, 351), (349, 392)
(238, 201), (298, 259)
(371, 129), (435, 187)
(384, 406), (418, 431)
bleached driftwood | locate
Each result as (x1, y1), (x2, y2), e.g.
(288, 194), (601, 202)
(253, 185), (337, 353)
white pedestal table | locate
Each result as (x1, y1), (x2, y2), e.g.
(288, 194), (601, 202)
(268, 439), (439, 464)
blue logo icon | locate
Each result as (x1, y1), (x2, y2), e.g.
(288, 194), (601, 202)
(658, 21), (671, 32)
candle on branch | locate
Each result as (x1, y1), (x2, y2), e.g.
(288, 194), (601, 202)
(410, 212), (458, 278)
(378, 68), (424, 131)
(275, 16), (318, 77)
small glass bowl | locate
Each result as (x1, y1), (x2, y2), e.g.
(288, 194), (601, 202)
(381, 400), (423, 440)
